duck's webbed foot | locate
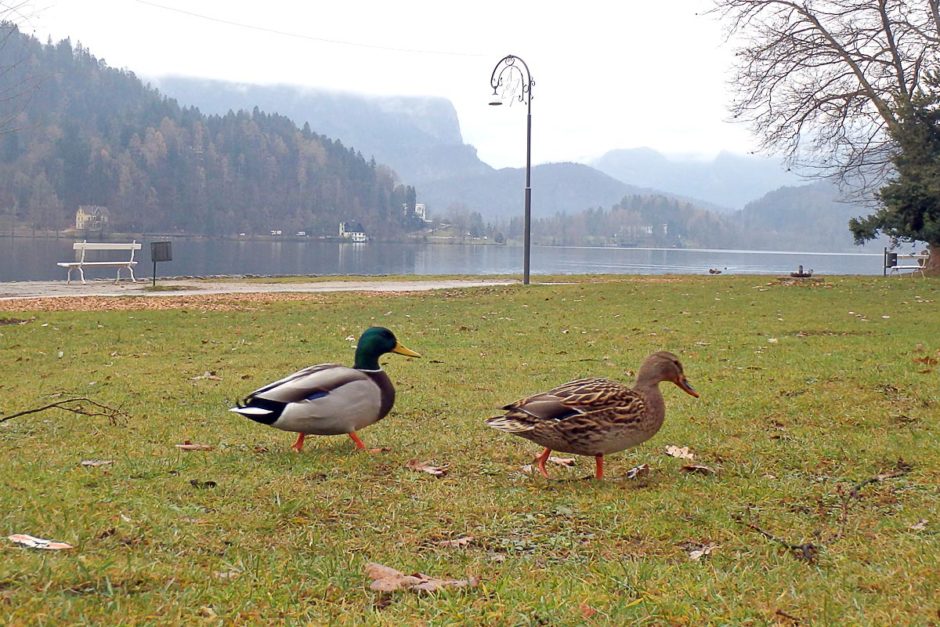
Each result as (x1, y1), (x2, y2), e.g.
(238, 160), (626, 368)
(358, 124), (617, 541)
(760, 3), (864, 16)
(535, 447), (552, 478)
(349, 431), (389, 454)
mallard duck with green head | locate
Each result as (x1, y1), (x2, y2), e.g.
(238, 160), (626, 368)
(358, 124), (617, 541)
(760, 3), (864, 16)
(231, 327), (420, 451)
(486, 351), (698, 479)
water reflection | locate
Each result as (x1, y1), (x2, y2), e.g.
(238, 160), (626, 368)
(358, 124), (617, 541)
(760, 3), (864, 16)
(0, 236), (884, 282)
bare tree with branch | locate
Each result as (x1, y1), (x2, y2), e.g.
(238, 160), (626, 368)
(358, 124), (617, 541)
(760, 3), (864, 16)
(0, 2), (39, 134)
(713, 0), (940, 187)
(711, 0), (940, 268)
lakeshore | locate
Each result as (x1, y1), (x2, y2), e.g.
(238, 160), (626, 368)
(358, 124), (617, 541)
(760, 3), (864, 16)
(0, 277), (516, 301)
(1, 235), (890, 282)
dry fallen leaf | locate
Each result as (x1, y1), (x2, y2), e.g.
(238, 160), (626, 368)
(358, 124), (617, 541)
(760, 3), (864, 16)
(909, 519), (928, 531)
(366, 562), (404, 581)
(406, 459), (448, 477)
(625, 463), (650, 480)
(0, 317), (31, 326)
(190, 371), (222, 381)
(520, 456), (577, 474)
(8, 534), (74, 551)
(665, 445), (695, 460)
(437, 536), (474, 548)
(175, 440), (214, 452)
(688, 543), (717, 561)
(580, 603), (598, 619)
(365, 562), (478, 593)
(80, 459), (114, 467)
(680, 464), (716, 475)
(198, 606), (217, 619)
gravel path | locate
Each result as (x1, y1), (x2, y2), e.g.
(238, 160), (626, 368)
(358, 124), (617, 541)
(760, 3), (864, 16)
(0, 277), (517, 301)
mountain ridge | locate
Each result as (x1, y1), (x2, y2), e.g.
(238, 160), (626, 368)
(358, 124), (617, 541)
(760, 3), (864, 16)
(592, 147), (803, 211)
(155, 76), (794, 214)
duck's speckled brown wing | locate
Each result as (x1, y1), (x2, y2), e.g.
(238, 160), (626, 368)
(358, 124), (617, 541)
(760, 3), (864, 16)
(543, 378), (646, 421)
(488, 378), (646, 433)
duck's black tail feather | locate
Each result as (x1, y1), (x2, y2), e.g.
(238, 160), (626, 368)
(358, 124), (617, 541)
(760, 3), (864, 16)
(229, 396), (284, 425)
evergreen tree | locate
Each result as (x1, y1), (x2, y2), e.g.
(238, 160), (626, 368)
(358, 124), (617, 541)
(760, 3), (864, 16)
(850, 79), (940, 273)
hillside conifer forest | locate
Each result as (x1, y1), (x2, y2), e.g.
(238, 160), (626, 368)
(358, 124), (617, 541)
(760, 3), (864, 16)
(0, 24), (417, 236)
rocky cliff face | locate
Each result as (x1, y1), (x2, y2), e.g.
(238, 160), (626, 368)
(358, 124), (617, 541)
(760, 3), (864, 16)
(154, 77), (492, 185)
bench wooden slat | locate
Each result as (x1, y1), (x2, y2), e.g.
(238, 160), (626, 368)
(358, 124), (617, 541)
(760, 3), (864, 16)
(57, 261), (139, 267)
(58, 240), (141, 285)
(71, 242), (142, 251)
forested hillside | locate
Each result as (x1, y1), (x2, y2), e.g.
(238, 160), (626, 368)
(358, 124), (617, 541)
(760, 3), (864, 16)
(156, 77), (493, 186)
(734, 182), (890, 251)
(531, 194), (742, 248)
(0, 24), (416, 236)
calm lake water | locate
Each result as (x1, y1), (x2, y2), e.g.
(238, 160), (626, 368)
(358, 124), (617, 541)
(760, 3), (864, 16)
(0, 236), (886, 282)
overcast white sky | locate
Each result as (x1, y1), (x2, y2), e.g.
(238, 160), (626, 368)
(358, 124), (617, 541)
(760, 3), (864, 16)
(20, 0), (758, 169)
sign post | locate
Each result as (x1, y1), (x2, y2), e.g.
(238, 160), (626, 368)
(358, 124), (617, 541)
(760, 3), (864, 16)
(150, 241), (172, 287)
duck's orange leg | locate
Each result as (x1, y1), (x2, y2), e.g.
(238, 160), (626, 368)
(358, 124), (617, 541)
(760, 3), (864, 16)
(349, 431), (389, 453)
(290, 433), (306, 452)
(594, 454), (604, 480)
(535, 447), (553, 478)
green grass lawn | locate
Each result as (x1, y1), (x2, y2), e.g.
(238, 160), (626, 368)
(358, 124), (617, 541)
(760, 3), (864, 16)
(1, 275), (938, 624)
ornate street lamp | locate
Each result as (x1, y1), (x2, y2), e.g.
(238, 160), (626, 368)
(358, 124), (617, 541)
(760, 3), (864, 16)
(489, 54), (534, 285)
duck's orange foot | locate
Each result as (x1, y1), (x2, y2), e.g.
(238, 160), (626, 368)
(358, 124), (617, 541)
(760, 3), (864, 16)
(347, 432), (388, 453)
(290, 433), (306, 453)
(535, 447), (552, 479)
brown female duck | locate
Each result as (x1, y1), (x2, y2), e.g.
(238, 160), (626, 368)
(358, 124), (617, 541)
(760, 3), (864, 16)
(486, 351), (698, 479)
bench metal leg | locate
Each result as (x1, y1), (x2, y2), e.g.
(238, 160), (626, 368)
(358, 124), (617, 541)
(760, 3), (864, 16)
(78, 267), (86, 284)
(112, 266), (137, 283)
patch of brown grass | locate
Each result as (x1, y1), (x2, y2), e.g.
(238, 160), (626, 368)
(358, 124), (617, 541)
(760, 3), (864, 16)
(0, 292), (332, 312)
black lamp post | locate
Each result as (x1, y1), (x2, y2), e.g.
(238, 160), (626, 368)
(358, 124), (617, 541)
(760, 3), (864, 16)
(489, 54), (534, 285)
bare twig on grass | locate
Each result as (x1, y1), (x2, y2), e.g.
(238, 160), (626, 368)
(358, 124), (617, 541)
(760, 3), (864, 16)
(848, 460), (913, 499)
(735, 516), (820, 562)
(826, 459), (914, 543)
(0, 397), (128, 426)
(774, 608), (802, 624)
(736, 460), (915, 561)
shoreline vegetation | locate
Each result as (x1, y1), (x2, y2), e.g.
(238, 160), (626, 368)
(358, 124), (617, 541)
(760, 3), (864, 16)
(0, 225), (503, 246)
(1, 275), (937, 623)
(0, 226), (900, 255)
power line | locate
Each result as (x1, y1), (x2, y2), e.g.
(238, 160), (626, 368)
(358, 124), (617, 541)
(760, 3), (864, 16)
(135, 0), (484, 58)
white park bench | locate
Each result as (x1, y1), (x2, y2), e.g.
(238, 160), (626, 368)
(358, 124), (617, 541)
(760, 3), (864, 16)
(57, 240), (141, 285)
(884, 248), (930, 278)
